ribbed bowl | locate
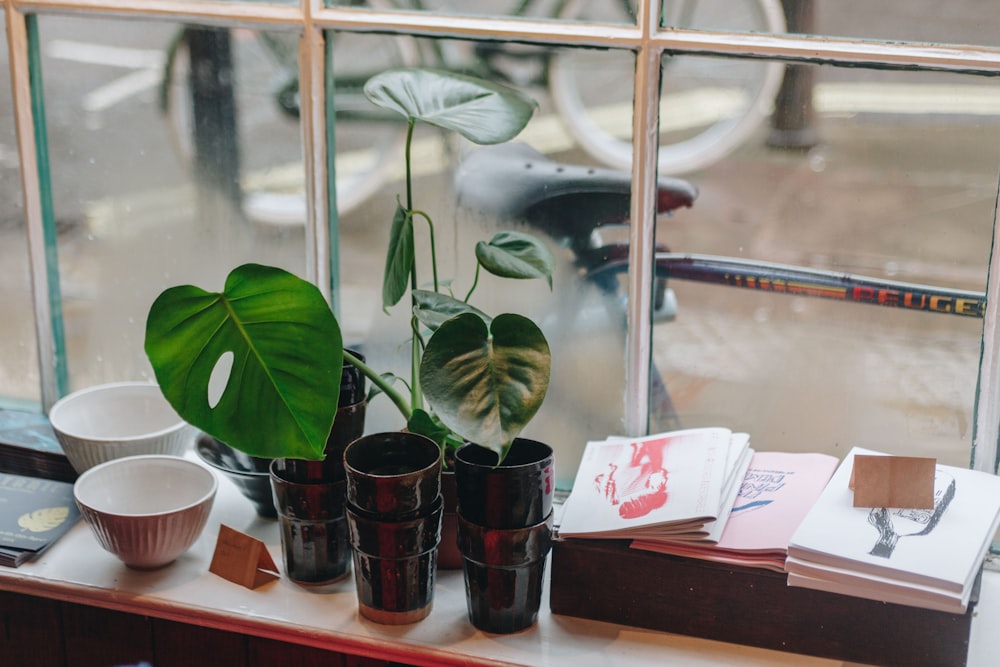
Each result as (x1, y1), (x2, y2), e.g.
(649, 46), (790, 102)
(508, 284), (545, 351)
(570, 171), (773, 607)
(74, 455), (217, 569)
(49, 381), (192, 474)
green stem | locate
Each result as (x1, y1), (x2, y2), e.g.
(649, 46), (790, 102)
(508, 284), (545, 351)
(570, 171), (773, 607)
(343, 349), (412, 421)
(412, 209), (439, 293)
(410, 314), (423, 410)
(464, 263), (481, 303)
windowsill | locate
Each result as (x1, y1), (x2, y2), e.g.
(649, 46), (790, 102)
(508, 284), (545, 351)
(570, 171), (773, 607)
(0, 465), (995, 667)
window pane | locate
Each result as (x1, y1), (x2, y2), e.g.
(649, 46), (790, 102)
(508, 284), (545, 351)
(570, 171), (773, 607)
(334, 34), (634, 490)
(38, 17), (306, 392)
(0, 13), (42, 407)
(652, 59), (999, 468)
(325, 0), (634, 23)
(656, 0), (1000, 46)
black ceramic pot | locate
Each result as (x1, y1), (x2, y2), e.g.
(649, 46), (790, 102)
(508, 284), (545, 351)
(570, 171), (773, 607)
(454, 438), (555, 633)
(342, 431), (443, 624)
(457, 511), (553, 633)
(343, 432), (441, 520)
(454, 439), (554, 529)
(346, 499), (442, 624)
(269, 459), (351, 585)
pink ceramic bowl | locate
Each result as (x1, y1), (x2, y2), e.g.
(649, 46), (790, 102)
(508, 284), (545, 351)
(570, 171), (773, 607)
(49, 381), (192, 474)
(74, 455), (218, 569)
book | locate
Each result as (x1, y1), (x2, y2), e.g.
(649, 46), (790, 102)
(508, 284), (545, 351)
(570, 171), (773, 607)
(0, 408), (77, 483)
(631, 450), (839, 572)
(786, 446), (1000, 611)
(558, 428), (751, 539)
(0, 471), (81, 567)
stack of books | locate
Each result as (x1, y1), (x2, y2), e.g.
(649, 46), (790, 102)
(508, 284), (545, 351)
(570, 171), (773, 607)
(630, 450), (839, 572)
(0, 471), (81, 567)
(0, 408), (77, 483)
(558, 427), (752, 540)
(785, 446), (1000, 613)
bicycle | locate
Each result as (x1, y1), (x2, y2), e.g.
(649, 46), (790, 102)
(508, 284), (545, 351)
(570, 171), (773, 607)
(160, 0), (786, 221)
(453, 142), (988, 434)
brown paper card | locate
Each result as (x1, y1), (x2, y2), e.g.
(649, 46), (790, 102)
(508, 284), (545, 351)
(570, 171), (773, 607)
(209, 524), (280, 589)
(850, 455), (936, 509)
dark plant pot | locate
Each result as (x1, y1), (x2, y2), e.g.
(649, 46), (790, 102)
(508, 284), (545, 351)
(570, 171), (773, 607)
(195, 434), (275, 518)
(281, 348), (367, 483)
(269, 459), (351, 585)
(343, 432), (441, 520)
(454, 439), (555, 529)
(342, 431), (443, 624)
(438, 469), (463, 570)
(346, 499), (442, 624)
(457, 511), (554, 633)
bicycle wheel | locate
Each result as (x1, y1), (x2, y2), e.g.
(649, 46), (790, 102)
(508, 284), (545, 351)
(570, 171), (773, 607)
(549, 0), (786, 175)
(162, 14), (416, 223)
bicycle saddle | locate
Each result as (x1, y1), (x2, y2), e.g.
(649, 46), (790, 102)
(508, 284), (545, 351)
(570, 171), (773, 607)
(454, 143), (698, 252)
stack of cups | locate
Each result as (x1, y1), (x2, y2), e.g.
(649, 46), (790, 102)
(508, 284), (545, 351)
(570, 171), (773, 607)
(455, 439), (555, 633)
(343, 432), (442, 624)
(269, 350), (367, 585)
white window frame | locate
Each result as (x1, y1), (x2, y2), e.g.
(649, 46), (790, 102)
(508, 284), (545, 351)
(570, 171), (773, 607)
(6, 0), (1000, 473)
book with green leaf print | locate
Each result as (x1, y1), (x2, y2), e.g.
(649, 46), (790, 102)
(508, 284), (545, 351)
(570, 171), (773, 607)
(0, 471), (81, 567)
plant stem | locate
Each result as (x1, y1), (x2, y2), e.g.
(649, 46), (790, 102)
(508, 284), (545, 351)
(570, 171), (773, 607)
(410, 314), (423, 410)
(343, 349), (412, 421)
(464, 263), (481, 303)
(413, 210), (439, 293)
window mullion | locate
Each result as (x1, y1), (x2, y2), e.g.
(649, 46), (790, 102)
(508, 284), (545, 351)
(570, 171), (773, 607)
(624, 0), (660, 437)
(7, 7), (67, 409)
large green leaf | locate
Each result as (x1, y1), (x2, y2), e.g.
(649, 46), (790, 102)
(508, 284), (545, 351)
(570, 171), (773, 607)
(383, 202), (414, 309)
(412, 289), (490, 331)
(364, 68), (536, 145)
(144, 264), (342, 460)
(420, 312), (550, 461)
(475, 231), (556, 288)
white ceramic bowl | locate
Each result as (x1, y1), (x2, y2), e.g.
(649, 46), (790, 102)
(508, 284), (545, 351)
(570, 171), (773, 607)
(74, 455), (218, 569)
(49, 381), (192, 473)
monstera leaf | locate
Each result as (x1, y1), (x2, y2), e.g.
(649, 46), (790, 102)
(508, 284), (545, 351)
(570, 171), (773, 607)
(145, 264), (342, 460)
(364, 68), (537, 145)
(476, 231), (555, 288)
(412, 290), (490, 331)
(420, 312), (550, 461)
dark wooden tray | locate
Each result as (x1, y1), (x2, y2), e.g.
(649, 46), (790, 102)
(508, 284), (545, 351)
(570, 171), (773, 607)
(549, 538), (976, 667)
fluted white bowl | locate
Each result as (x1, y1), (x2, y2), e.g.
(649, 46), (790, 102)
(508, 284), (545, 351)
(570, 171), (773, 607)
(49, 381), (192, 473)
(74, 455), (218, 569)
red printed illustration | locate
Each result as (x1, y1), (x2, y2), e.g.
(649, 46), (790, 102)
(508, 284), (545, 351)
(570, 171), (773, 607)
(593, 437), (670, 519)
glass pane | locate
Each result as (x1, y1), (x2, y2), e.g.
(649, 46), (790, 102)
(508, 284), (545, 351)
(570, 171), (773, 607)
(333, 34), (632, 490)
(326, 0), (635, 24)
(651, 59), (999, 469)
(0, 13), (42, 408)
(657, 0), (786, 34)
(38, 17), (306, 392)
(656, 0), (1000, 47)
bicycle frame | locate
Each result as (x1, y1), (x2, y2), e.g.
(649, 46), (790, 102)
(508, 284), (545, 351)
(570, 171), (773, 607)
(587, 251), (987, 319)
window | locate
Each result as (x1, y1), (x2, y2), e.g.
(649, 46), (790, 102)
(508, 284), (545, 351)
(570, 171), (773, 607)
(4, 1), (1000, 490)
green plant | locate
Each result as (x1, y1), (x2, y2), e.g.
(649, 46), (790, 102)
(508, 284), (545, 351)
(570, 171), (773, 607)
(144, 68), (554, 465)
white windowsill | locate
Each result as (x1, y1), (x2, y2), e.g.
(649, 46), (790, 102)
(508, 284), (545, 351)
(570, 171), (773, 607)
(0, 461), (995, 667)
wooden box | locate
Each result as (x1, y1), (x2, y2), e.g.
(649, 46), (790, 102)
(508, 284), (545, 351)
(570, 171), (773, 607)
(549, 538), (976, 667)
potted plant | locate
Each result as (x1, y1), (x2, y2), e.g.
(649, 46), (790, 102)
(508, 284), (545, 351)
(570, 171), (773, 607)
(144, 67), (556, 622)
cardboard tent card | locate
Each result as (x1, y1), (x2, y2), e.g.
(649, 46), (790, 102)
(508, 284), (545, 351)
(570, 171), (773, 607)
(209, 524), (280, 589)
(850, 455), (936, 509)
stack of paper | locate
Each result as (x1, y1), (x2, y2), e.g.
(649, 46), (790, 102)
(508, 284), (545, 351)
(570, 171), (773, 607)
(631, 450), (839, 572)
(558, 428), (752, 540)
(786, 446), (1000, 613)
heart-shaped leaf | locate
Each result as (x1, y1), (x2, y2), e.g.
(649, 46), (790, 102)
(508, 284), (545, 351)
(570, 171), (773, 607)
(364, 68), (536, 145)
(412, 289), (491, 331)
(420, 312), (550, 461)
(144, 264), (342, 460)
(383, 202), (415, 309)
(476, 231), (555, 288)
